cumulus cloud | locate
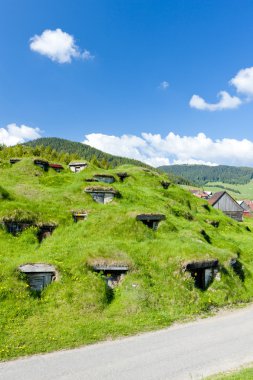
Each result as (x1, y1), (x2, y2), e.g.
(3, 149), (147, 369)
(30, 28), (94, 63)
(189, 91), (242, 111)
(189, 65), (253, 111)
(0, 124), (41, 146)
(159, 81), (169, 90)
(83, 131), (253, 167)
(230, 67), (253, 96)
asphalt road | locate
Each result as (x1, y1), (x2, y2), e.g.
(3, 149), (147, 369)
(1, 305), (253, 380)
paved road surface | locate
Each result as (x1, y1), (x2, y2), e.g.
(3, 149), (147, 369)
(1, 305), (253, 380)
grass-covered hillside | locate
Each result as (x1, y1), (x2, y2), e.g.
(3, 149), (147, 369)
(1, 157), (253, 361)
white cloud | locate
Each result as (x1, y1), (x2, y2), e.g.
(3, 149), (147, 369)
(159, 81), (169, 90)
(30, 28), (94, 63)
(189, 65), (253, 111)
(0, 124), (41, 146)
(189, 91), (242, 111)
(230, 67), (253, 96)
(83, 131), (253, 167)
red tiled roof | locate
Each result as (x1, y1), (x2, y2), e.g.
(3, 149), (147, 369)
(243, 200), (253, 211)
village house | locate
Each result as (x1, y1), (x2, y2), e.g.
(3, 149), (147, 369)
(92, 264), (129, 289)
(184, 259), (219, 290)
(237, 200), (252, 218)
(72, 211), (88, 222)
(208, 191), (244, 222)
(190, 189), (212, 199)
(93, 174), (115, 184)
(37, 223), (57, 242)
(19, 263), (57, 292)
(116, 172), (129, 182)
(161, 180), (170, 189)
(49, 163), (64, 172)
(136, 213), (166, 230)
(34, 159), (49, 171)
(10, 158), (21, 164)
(85, 186), (118, 204)
(69, 162), (88, 173)
(243, 200), (253, 213)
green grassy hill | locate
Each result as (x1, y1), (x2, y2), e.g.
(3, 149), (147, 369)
(1, 157), (253, 361)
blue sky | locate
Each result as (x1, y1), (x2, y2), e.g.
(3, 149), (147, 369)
(1, 0), (253, 166)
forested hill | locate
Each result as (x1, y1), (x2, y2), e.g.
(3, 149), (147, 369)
(158, 164), (253, 185)
(25, 137), (151, 169)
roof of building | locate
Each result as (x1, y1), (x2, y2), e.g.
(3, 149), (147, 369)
(136, 213), (166, 221)
(208, 191), (244, 211)
(93, 174), (115, 178)
(10, 158), (21, 164)
(208, 191), (226, 206)
(85, 186), (117, 194)
(34, 159), (49, 165)
(49, 163), (64, 169)
(190, 189), (210, 199)
(69, 162), (87, 166)
(237, 200), (251, 211)
(244, 200), (253, 211)
(184, 259), (219, 270)
(19, 263), (56, 273)
(92, 265), (129, 272)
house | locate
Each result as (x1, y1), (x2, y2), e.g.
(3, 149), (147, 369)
(34, 159), (49, 171)
(37, 223), (57, 242)
(92, 264), (129, 289)
(85, 186), (118, 204)
(190, 189), (211, 199)
(72, 211), (88, 222)
(19, 263), (57, 292)
(244, 200), (253, 212)
(237, 200), (252, 218)
(184, 259), (219, 290)
(69, 162), (88, 173)
(93, 174), (115, 184)
(136, 213), (166, 230)
(208, 191), (244, 222)
(161, 180), (170, 189)
(10, 158), (21, 164)
(117, 172), (129, 182)
(49, 163), (64, 172)
(4, 220), (32, 235)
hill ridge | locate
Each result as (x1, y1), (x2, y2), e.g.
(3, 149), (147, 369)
(25, 137), (152, 169)
(159, 164), (253, 185)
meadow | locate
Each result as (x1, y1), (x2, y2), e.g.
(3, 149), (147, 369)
(203, 181), (253, 200)
(1, 158), (253, 360)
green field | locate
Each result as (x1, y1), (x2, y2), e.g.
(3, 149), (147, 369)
(203, 181), (253, 200)
(1, 155), (253, 361)
(207, 365), (253, 379)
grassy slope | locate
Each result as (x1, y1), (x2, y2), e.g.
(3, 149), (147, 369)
(207, 365), (253, 379)
(1, 159), (253, 360)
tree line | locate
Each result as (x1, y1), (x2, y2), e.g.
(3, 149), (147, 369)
(159, 164), (253, 185)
